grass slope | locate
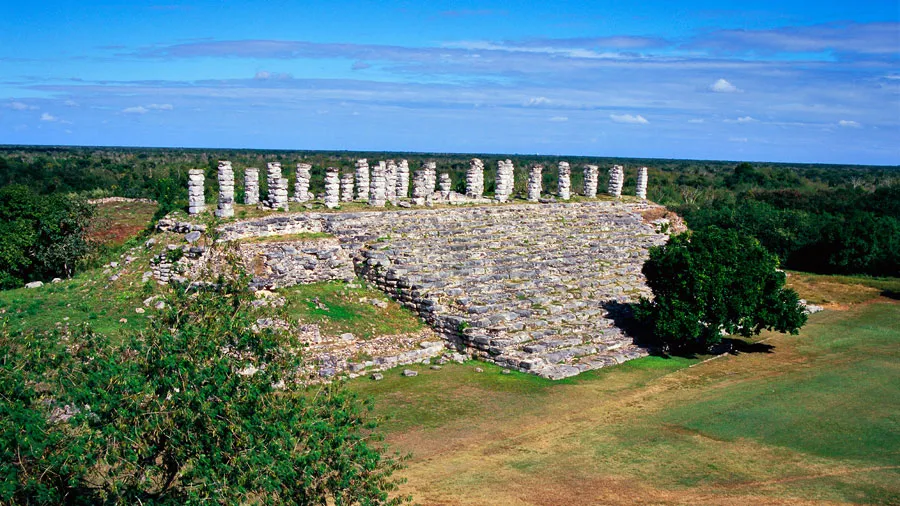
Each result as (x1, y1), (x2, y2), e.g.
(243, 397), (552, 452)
(352, 277), (899, 505)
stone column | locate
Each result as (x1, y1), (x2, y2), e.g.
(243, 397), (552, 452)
(527, 165), (542, 202)
(294, 163), (311, 202)
(607, 165), (624, 198)
(439, 173), (452, 199)
(188, 168), (205, 215)
(340, 172), (354, 202)
(583, 165), (598, 198)
(558, 161), (571, 200)
(466, 158), (484, 199)
(215, 161), (235, 218)
(412, 166), (428, 205)
(384, 160), (398, 205)
(266, 162), (289, 210)
(244, 167), (259, 205)
(369, 161), (386, 207)
(424, 162), (437, 196)
(324, 167), (341, 209)
(495, 159), (515, 202)
(396, 159), (410, 199)
(355, 159), (370, 201)
(636, 166), (648, 199)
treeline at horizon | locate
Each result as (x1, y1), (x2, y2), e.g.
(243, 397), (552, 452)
(0, 145), (898, 283)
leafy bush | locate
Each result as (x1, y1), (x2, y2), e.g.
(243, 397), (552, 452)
(635, 227), (807, 352)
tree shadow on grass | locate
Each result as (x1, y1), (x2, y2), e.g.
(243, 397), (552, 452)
(881, 289), (900, 300)
(601, 300), (775, 360)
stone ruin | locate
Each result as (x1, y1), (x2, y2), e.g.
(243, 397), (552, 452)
(396, 159), (410, 200)
(369, 161), (387, 207)
(466, 158), (485, 199)
(188, 169), (205, 215)
(583, 165), (598, 198)
(385, 160), (398, 205)
(558, 161), (571, 200)
(324, 167), (340, 209)
(355, 159), (370, 201)
(265, 162), (289, 211)
(244, 167), (259, 205)
(439, 173), (452, 199)
(294, 163), (312, 203)
(340, 173), (354, 202)
(495, 159), (515, 202)
(527, 165), (542, 201)
(608, 164), (624, 198)
(636, 166), (648, 200)
(215, 161), (234, 218)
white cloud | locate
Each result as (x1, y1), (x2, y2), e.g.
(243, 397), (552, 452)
(40, 113), (57, 122)
(525, 96), (549, 106)
(735, 116), (756, 123)
(148, 103), (173, 110)
(709, 78), (741, 93)
(8, 101), (37, 111)
(64, 100), (79, 107)
(123, 106), (149, 114)
(610, 113), (648, 124)
(838, 120), (861, 128)
(549, 116), (568, 122)
(254, 70), (293, 80)
(688, 118), (705, 123)
(729, 137), (748, 142)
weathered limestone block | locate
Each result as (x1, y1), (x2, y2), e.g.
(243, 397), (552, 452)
(294, 163), (312, 202)
(384, 160), (398, 205)
(558, 161), (571, 200)
(265, 162), (289, 210)
(412, 166), (428, 205)
(527, 165), (543, 201)
(466, 158), (485, 199)
(636, 166), (648, 199)
(369, 161), (387, 207)
(188, 168), (205, 215)
(340, 173), (354, 202)
(424, 162), (437, 203)
(324, 167), (341, 209)
(244, 167), (259, 205)
(495, 159), (515, 202)
(607, 165), (624, 198)
(583, 165), (598, 198)
(355, 159), (370, 201)
(215, 161), (235, 218)
(439, 173), (452, 199)
(396, 159), (410, 199)
(239, 237), (355, 289)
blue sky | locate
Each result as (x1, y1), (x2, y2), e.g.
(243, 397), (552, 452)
(1, 1), (898, 165)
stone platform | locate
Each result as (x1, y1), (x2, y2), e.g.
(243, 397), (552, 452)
(218, 201), (674, 379)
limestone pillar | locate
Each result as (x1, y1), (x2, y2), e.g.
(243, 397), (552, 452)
(495, 159), (515, 202)
(466, 158), (484, 199)
(439, 173), (452, 199)
(369, 161), (387, 207)
(527, 165), (542, 202)
(244, 167), (259, 205)
(424, 162), (437, 196)
(324, 167), (340, 209)
(294, 163), (312, 202)
(636, 166), (648, 199)
(396, 159), (410, 199)
(385, 160), (398, 204)
(583, 165), (598, 198)
(340, 173), (354, 202)
(607, 165), (624, 198)
(188, 168), (205, 215)
(412, 166), (428, 205)
(215, 161), (234, 218)
(355, 159), (370, 201)
(558, 161), (571, 200)
(266, 162), (289, 210)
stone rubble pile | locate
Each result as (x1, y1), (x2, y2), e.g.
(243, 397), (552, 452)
(608, 164), (624, 198)
(355, 159), (370, 201)
(369, 161), (387, 207)
(466, 158), (485, 199)
(557, 161), (571, 200)
(494, 159), (515, 202)
(244, 167), (260, 205)
(265, 162), (289, 210)
(527, 165), (542, 201)
(215, 161), (235, 218)
(396, 159), (410, 200)
(294, 163), (312, 202)
(188, 169), (205, 215)
(583, 165), (598, 198)
(324, 167), (341, 209)
(636, 166), (648, 200)
(340, 173), (354, 202)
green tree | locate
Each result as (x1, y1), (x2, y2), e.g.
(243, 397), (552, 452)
(635, 226), (807, 352)
(0, 255), (408, 504)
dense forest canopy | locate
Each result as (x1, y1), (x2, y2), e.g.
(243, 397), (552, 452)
(0, 145), (898, 281)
